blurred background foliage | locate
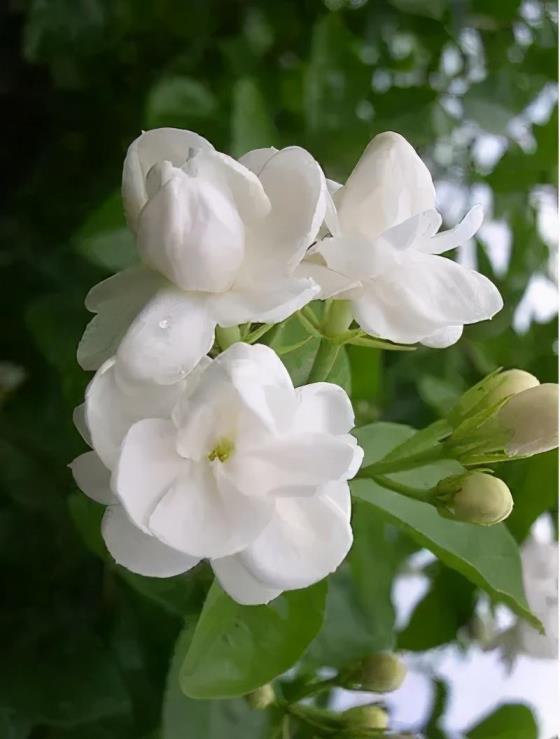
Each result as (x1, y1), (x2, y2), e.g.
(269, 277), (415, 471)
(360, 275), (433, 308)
(0, 0), (557, 736)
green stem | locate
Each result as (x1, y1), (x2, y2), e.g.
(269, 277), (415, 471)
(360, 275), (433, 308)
(323, 299), (353, 337)
(358, 444), (446, 476)
(372, 475), (436, 502)
(215, 325), (241, 350)
(289, 676), (337, 702)
(245, 323), (274, 344)
(307, 339), (341, 383)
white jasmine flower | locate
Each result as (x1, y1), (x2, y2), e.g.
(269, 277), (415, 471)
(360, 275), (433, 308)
(78, 128), (326, 384)
(299, 131), (503, 347)
(71, 343), (362, 604)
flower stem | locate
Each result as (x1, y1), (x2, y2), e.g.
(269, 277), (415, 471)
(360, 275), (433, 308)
(371, 475), (436, 502)
(306, 339), (341, 383)
(215, 325), (241, 350)
(358, 444), (446, 476)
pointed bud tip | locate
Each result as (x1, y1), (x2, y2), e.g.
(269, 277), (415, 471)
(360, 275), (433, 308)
(499, 383), (559, 457)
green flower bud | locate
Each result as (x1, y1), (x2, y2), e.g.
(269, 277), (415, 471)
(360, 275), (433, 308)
(484, 369), (540, 405)
(246, 683), (275, 709)
(343, 704), (389, 731)
(345, 652), (407, 693)
(497, 383), (558, 457)
(436, 472), (513, 526)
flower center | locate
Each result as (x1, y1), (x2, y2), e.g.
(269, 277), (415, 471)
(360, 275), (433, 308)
(207, 437), (235, 463)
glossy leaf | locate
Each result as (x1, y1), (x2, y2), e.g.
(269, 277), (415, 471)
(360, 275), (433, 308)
(180, 581), (327, 699)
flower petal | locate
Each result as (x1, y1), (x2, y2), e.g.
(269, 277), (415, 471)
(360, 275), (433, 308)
(240, 146), (327, 279)
(295, 255), (359, 299)
(78, 267), (164, 371)
(336, 131), (436, 240)
(102, 505), (199, 577)
(113, 418), (185, 531)
(352, 251), (503, 344)
(70, 451), (114, 504)
(238, 147), (278, 175)
(230, 432), (359, 496)
(421, 324), (464, 348)
(209, 277), (319, 326)
(148, 462), (274, 559)
(137, 170), (245, 293)
(315, 235), (385, 280)
(292, 382), (355, 435)
(85, 357), (186, 468)
(211, 555), (282, 605)
(239, 491), (353, 589)
(122, 127), (213, 231)
(185, 149), (271, 223)
(117, 288), (215, 385)
(421, 204), (484, 254)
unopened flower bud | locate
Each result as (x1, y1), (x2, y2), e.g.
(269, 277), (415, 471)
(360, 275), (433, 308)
(484, 369), (540, 405)
(345, 652), (407, 693)
(343, 704), (389, 731)
(246, 683), (275, 709)
(497, 383), (558, 457)
(449, 369), (539, 430)
(436, 472), (513, 526)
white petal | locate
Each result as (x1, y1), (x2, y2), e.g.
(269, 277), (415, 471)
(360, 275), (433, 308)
(137, 171), (245, 293)
(337, 131), (436, 240)
(218, 342), (296, 433)
(78, 267), (164, 371)
(421, 325), (464, 348)
(239, 492), (353, 589)
(293, 382), (355, 434)
(85, 356), (185, 468)
(295, 256), (359, 299)
(240, 147), (327, 279)
(69, 451), (114, 504)
(316, 235), (387, 280)
(211, 555), (282, 605)
(421, 205), (484, 254)
(102, 505), (199, 577)
(148, 462), (274, 559)
(73, 403), (91, 446)
(185, 149), (271, 222)
(113, 418), (185, 531)
(238, 147), (278, 175)
(321, 480), (352, 521)
(380, 209), (442, 251)
(230, 433), (359, 496)
(352, 251), (503, 344)
(209, 277), (319, 326)
(117, 288), (215, 385)
(122, 127), (213, 230)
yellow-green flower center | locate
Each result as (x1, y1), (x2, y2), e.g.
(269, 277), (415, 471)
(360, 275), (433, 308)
(207, 437), (235, 463)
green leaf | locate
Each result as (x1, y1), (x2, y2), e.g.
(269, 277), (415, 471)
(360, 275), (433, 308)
(0, 630), (130, 727)
(0, 710), (32, 739)
(465, 704), (538, 739)
(352, 423), (542, 631)
(180, 581), (327, 699)
(389, 0), (446, 19)
(74, 192), (136, 271)
(505, 450), (558, 543)
(231, 78), (277, 158)
(145, 76), (218, 128)
(163, 625), (268, 739)
(399, 566), (475, 651)
(306, 502), (411, 668)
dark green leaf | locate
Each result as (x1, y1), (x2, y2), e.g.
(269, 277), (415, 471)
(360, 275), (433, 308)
(466, 703), (538, 739)
(180, 581), (327, 699)
(353, 423), (542, 630)
(163, 625), (268, 739)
